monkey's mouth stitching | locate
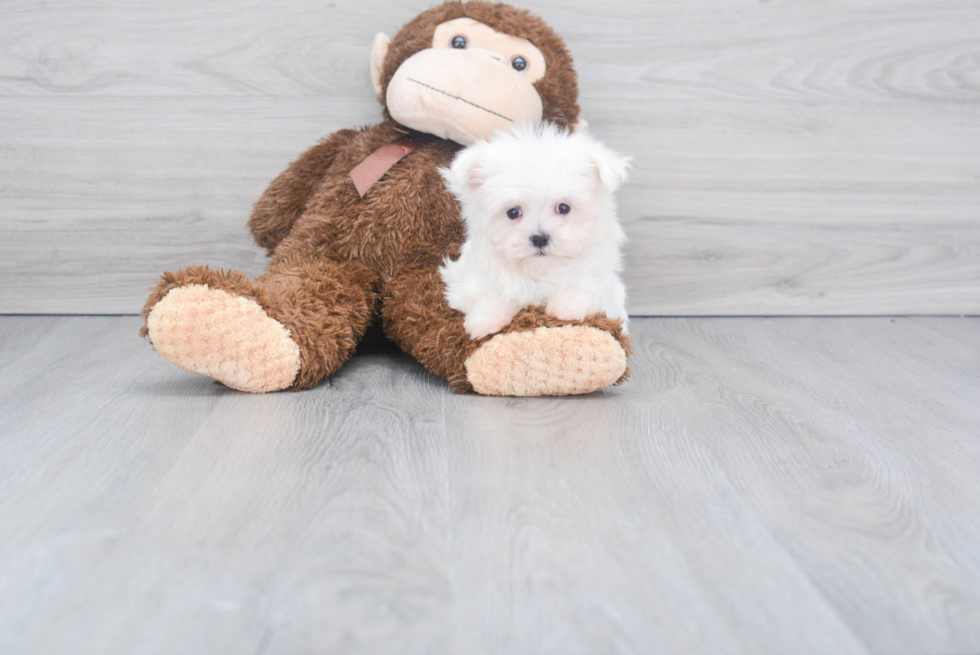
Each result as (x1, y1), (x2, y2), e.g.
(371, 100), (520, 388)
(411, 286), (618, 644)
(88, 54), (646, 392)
(406, 78), (514, 123)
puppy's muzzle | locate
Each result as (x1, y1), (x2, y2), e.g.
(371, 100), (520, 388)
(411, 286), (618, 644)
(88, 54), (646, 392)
(530, 233), (550, 250)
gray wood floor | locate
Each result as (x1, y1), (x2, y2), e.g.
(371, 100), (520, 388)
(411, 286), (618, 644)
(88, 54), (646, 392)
(1, 315), (979, 654)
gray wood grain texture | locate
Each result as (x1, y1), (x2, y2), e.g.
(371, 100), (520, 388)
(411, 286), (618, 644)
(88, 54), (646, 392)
(1, 0), (979, 314)
(1, 315), (979, 654)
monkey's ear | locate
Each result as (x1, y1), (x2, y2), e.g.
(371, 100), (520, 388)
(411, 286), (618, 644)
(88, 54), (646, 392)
(370, 33), (391, 95)
(591, 142), (631, 193)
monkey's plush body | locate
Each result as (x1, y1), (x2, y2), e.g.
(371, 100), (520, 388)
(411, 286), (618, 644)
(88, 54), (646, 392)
(141, 1), (631, 396)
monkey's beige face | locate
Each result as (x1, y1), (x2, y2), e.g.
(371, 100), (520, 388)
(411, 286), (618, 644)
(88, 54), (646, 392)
(372, 18), (547, 145)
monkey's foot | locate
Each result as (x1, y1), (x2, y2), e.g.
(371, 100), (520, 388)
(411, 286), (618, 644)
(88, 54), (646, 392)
(145, 284), (301, 393)
(464, 325), (627, 396)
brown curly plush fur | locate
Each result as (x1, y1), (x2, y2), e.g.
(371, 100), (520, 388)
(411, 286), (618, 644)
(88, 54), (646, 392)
(141, 1), (629, 393)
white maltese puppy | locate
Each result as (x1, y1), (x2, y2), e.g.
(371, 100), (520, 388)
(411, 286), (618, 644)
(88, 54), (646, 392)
(440, 122), (631, 340)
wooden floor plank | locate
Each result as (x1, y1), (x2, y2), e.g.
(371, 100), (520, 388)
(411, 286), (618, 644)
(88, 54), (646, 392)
(441, 396), (869, 654)
(622, 317), (980, 653)
(0, 317), (456, 654)
(2, 316), (980, 653)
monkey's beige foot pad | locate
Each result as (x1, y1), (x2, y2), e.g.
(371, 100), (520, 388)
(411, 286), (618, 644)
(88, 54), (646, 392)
(465, 325), (627, 396)
(146, 284), (301, 393)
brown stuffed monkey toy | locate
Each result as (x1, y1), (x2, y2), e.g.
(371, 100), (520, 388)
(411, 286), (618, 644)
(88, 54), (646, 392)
(141, 0), (631, 396)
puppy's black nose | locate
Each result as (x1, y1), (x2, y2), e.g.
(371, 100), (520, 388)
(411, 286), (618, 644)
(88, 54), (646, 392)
(530, 233), (550, 249)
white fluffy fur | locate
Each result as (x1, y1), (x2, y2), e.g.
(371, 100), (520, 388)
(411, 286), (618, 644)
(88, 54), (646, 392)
(439, 122), (631, 340)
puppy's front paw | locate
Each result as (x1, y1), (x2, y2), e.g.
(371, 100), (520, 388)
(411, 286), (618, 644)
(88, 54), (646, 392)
(464, 298), (519, 340)
(545, 291), (599, 322)
(464, 316), (510, 341)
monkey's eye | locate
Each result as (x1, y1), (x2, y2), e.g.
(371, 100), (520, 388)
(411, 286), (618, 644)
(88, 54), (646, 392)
(556, 203), (570, 215)
(506, 207), (522, 220)
(451, 36), (467, 49)
(511, 56), (527, 72)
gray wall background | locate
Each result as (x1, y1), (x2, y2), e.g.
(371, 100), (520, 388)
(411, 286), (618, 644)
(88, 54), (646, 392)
(1, 0), (978, 315)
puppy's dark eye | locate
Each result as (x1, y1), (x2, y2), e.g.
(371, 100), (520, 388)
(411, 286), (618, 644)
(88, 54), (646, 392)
(506, 207), (522, 220)
(511, 56), (527, 72)
(556, 203), (571, 215)
(451, 36), (467, 49)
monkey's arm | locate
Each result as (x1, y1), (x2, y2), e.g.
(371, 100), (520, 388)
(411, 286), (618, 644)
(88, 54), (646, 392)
(248, 129), (357, 253)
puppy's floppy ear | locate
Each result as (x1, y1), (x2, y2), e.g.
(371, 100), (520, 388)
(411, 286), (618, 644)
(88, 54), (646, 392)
(591, 141), (632, 193)
(442, 143), (487, 195)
